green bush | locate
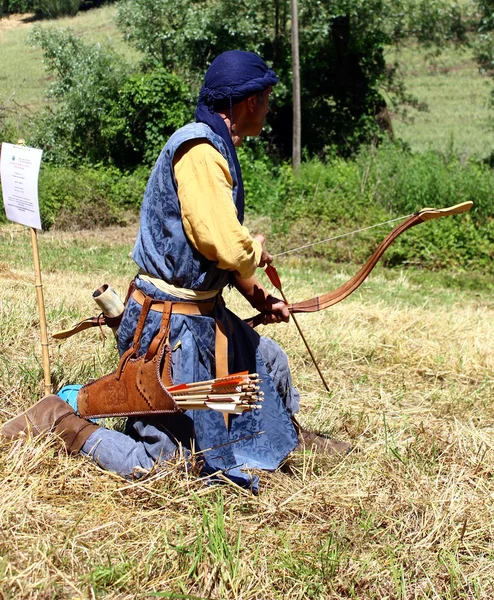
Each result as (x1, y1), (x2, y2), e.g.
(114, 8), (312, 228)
(114, 69), (193, 166)
(28, 28), (191, 169)
(28, 26), (130, 166)
(115, 0), (467, 159)
(35, 0), (81, 17)
(0, 0), (81, 17)
(0, 0), (115, 17)
(240, 142), (494, 273)
(0, 165), (149, 230)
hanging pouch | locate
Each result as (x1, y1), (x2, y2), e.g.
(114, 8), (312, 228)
(78, 296), (179, 418)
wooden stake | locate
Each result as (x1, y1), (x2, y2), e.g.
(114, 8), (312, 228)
(30, 227), (51, 396)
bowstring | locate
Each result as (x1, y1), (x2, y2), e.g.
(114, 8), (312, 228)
(272, 213), (414, 258)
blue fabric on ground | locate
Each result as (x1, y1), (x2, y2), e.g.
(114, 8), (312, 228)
(81, 421), (181, 480)
(58, 385), (82, 412)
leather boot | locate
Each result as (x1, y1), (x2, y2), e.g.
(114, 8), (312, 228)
(1, 394), (100, 454)
(291, 416), (351, 456)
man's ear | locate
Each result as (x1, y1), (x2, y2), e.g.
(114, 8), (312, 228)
(246, 95), (257, 113)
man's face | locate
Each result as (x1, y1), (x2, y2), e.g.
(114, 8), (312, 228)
(248, 86), (272, 136)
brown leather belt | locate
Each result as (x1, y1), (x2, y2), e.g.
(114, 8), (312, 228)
(131, 289), (215, 316)
(131, 289), (228, 379)
(53, 287), (228, 380)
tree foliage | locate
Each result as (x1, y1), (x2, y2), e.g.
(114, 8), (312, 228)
(472, 0), (494, 72)
(117, 0), (466, 157)
(28, 26), (192, 167)
(26, 0), (469, 166)
(0, 0), (114, 18)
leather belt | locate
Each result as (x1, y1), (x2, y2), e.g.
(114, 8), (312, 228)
(131, 289), (215, 316)
(131, 289), (229, 379)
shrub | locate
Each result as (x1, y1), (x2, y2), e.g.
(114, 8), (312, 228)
(0, 0), (115, 17)
(116, 0), (467, 159)
(35, 0), (81, 18)
(28, 28), (191, 168)
(114, 69), (192, 166)
(28, 26), (130, 166)
(0, 165), (149, 230)
(240, 142), (494, 273)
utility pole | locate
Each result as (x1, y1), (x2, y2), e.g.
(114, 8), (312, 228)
(291, 0), (301, 170)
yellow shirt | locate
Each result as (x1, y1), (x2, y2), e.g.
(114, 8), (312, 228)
(173, 140), (262, 280)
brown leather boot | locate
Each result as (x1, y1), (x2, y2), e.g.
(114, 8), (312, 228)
(1, 394), (100, 454)
(295, 429), (351, 455)
(291, 416), (351, 456)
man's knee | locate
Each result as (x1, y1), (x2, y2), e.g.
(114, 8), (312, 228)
(258, 336), (289, 373)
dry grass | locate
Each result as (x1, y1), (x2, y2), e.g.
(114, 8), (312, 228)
(0, 225), (493, 599)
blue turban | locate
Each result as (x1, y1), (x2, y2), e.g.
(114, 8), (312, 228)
(195, 51), (278, 224)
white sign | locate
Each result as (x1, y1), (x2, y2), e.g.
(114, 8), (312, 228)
(1, 142), (43, 230)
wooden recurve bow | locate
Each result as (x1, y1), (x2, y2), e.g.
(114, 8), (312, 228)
(247, 201), (473, 328)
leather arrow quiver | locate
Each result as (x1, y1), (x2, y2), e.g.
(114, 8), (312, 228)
(78, 295), (179, 419)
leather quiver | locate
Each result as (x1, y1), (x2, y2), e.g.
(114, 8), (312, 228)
(78, 296), (180, 418)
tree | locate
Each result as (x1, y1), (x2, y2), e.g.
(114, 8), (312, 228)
(117, 0), (466, 159)
(27, 0), (468, 166)
(473, 0), (494, 72)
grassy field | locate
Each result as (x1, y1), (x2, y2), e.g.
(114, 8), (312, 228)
(0, 224), (493, 598)
(388, 43), (494, 159)
(1, 5), (493, 598)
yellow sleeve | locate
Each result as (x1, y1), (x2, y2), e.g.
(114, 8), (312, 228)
(173, 140), (262, 280)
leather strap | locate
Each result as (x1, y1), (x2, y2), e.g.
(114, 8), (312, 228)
(215, 319), (229, 378)
(52, 316), (105, 340)
(115, 295), (153, 379)
(131, 289), (216, 316)
(131, 295), (153, 352)
(145, 301), (172, 361)
(132, 290), (229, 383)
(52, 288), (216, 340)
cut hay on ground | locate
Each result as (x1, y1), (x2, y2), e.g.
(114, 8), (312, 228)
(0, 225), (493, 599)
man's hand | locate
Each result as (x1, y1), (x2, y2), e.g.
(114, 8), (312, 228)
(253, 234), (273, 267)
(259, 295), (290, 324)
(233, 274), (290, 324)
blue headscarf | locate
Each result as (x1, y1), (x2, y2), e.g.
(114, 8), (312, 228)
(195, 50), (278, 224)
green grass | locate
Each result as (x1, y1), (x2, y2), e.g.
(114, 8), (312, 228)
(0, 5), (141, 112)
(387, 42), (494, 158)
(0, 229), (135, 276)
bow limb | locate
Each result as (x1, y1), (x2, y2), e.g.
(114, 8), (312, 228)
(246, 201), (472, 327)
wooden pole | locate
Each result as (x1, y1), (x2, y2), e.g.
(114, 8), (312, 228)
(291, 0), (301, 170)
(29, 227), (52, 396)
